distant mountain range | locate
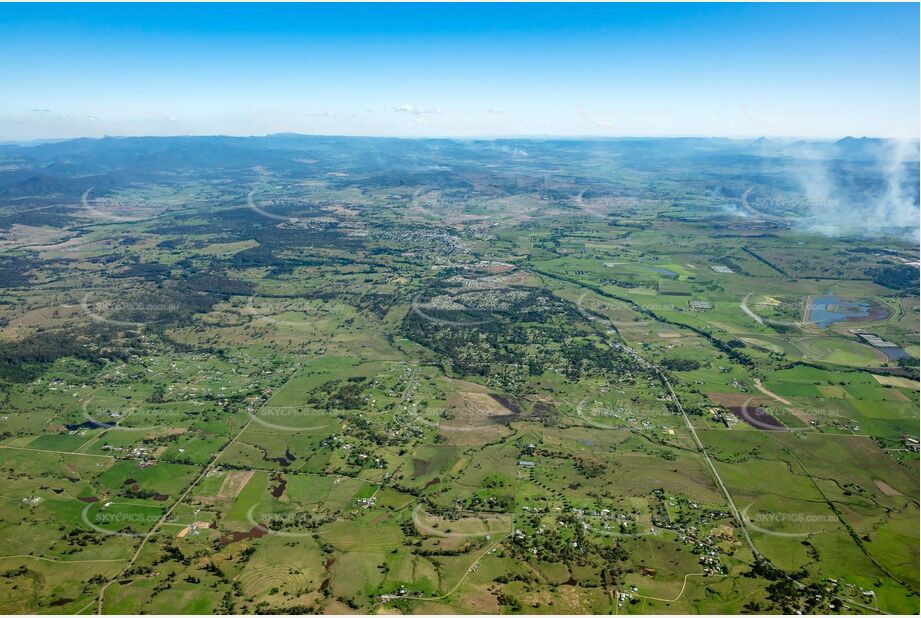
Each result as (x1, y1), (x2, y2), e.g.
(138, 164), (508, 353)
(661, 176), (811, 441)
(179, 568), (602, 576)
(0, 135), (916, 242)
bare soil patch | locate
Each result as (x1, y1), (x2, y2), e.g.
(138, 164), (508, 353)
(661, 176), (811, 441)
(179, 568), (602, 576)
(707, 392), (768, 408)
(732, 405), (786, 431)
(439, 391), (516, 446)
(217, 470), (255, 498)
(874, 480), (902, 497)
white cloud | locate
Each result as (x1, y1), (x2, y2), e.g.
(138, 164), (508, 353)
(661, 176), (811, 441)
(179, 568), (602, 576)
(386, 105), (443, 116)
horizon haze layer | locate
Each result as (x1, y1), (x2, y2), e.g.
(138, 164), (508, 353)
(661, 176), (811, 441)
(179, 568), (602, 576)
(0, 3), (918, 141)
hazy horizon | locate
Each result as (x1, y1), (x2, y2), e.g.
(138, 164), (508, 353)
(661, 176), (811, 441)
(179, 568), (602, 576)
(1, 3), (918, 141)
(3, 132), (920, 146)
(0, 5), (918, 612)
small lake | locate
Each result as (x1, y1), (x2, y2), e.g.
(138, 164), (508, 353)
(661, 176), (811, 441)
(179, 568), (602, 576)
(808, 293), (871, 328)
(639, 265), (679, 279)
(880, 347), (911, 361)
(65, 420), (113, 431)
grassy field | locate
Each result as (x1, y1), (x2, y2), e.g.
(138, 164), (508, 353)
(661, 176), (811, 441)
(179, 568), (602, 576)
(0, 137), (916, 614)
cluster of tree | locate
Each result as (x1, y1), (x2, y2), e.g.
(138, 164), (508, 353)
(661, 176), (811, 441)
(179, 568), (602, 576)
(0, 329), (124, 383)
(661, 357), (703, 372)
(870, 265), (919, 292)
(105, 273), (255, 329)
(111, 261), (172, 282)
(401, 292), (634, 381)
(0, 255), (35, 288)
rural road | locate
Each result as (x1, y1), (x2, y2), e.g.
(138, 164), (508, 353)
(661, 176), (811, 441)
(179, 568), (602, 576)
(752, 378), (793, 406)
(94, 368), (302, 614)
(740, 292), (765, 325)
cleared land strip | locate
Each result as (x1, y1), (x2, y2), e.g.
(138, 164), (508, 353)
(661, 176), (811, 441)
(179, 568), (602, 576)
(741, 247), (789, 277)
(0, 445), (113, 459)
(0, 555), (127, 564)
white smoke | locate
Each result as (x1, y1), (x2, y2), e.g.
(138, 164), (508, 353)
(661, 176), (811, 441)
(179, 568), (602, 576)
(790, 139), (920, 243)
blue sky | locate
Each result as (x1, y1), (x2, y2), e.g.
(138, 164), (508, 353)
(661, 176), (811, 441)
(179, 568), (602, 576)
(0, 3), (918, 140)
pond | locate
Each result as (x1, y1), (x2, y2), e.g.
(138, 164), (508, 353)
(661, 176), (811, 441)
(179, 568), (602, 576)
(65, 420), (113, 431)
(880, 347), (911, 361)
(808, 293), (872, 328)
(639, 265), (679, 279)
